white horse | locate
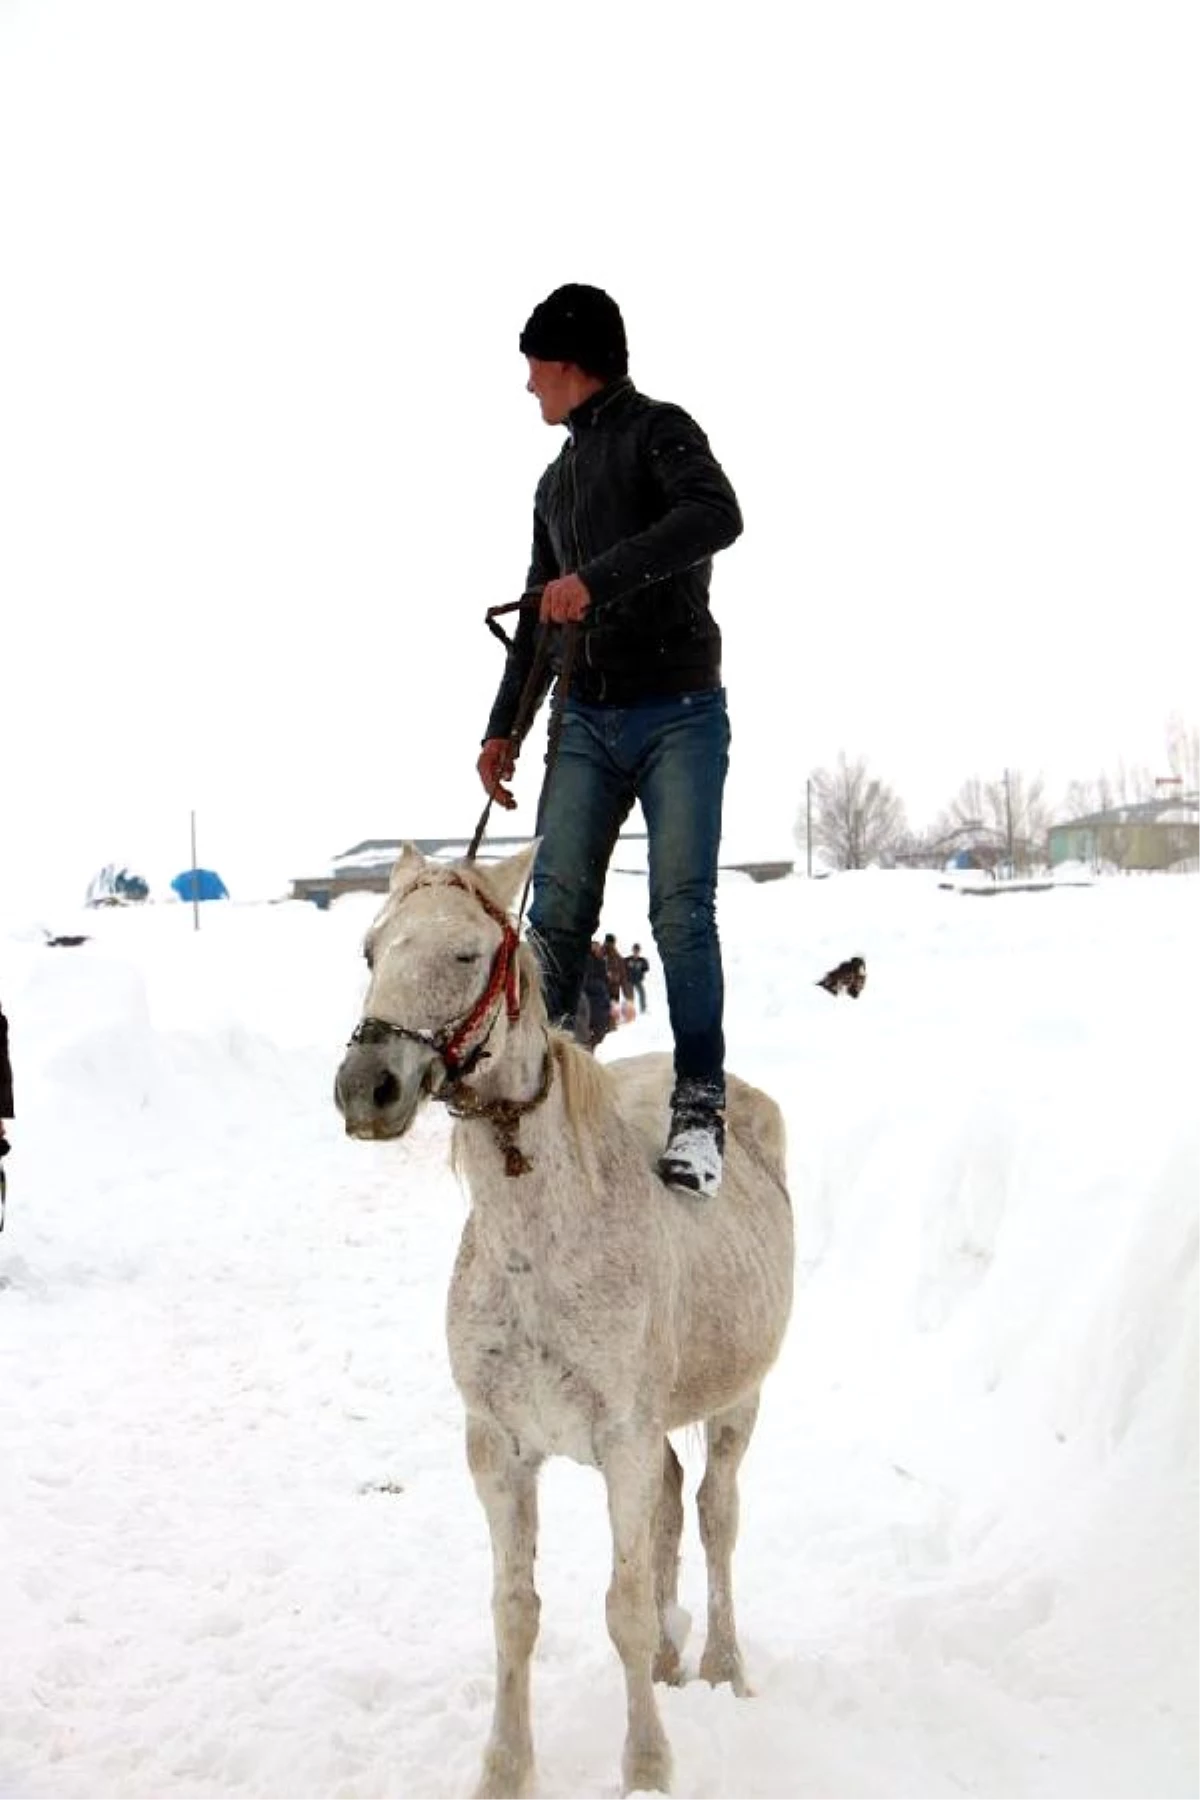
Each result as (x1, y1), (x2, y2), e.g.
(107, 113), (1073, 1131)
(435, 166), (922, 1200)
(335, 843), (794, 1798)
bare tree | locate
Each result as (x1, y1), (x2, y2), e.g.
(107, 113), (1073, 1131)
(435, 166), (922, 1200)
(1109, 760), (1157, 805)
(1166, 714), (1199, 791)
(1062, 777), (1101, 820)
(804, 753), (906, 870)
(934, 770), (1051, 873)
(1059, 756), (1166, 822)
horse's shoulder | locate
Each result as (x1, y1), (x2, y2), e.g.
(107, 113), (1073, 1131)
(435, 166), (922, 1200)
(605, 1052), (674, 1143)
(607, 1051), (675, 1100)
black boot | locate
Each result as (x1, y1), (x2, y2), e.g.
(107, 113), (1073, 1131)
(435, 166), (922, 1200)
(658, 1079), (726, 1198)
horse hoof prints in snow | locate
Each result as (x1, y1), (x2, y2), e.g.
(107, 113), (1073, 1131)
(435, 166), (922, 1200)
(335, 843), (794, 1798)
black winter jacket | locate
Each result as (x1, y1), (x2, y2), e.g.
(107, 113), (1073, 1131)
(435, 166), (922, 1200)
(484, 379), (742, 735)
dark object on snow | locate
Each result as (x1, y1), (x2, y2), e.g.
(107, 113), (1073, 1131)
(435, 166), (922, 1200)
(0, 1000), (12, 1117)
(1, 996), (12, 1228)
(46, 933), (90, 948)
(0, 1000), (8, 1238)
(817, 956), (867, 999)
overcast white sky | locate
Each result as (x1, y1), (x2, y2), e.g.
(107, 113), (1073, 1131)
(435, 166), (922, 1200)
(2, 0), (1196, 905)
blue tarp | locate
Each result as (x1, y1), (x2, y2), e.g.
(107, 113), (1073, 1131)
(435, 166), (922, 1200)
(170, 868), (229, 902)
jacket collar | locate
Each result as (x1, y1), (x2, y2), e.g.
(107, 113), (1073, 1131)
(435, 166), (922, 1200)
(567, 377), (635, 437)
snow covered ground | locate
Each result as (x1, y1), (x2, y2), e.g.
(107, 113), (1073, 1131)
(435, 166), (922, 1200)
(0, 868), (1195, 1799)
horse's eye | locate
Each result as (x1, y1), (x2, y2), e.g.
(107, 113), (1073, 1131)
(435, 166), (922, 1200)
(455, 951), (480, 965)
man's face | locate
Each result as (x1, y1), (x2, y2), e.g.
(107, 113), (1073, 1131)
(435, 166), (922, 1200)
(525, 356), (580, 426)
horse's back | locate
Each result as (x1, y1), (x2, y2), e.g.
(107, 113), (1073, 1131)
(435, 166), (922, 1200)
(606, 1051), (789, 1196)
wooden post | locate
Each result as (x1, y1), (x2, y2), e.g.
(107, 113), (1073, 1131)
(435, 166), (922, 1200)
(190, 810), (200, 932)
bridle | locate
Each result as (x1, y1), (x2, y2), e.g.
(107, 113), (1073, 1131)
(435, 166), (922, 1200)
(350, 874), (522, 1080)
(348, 872), (554, 1174)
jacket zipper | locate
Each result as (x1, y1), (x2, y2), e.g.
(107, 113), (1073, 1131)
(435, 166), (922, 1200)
(565, 439), (604, 696)
(565, 438), (584, 568)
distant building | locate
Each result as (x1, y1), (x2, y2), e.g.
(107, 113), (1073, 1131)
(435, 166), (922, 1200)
(291, 832), (794, 907)
(291, 838), (482, 908)
(1047, 795), (1198, 872)
(729, 860), (795, 883)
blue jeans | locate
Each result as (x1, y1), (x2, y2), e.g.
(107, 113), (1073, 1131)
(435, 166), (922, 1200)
(529, 688), (730, 1088)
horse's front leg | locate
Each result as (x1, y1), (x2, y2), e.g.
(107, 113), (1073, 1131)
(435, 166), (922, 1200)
(600, 1424), (674, 1795)
(466, 1417), (543, 1800)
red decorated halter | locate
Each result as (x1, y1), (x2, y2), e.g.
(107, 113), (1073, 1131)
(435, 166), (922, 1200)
(350, 873), (522, 1079)
(439, 881), (522, 1073)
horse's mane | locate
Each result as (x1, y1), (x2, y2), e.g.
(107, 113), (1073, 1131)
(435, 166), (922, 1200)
(514, 935), (615, 1140)
(549, 1025), (614, 1135)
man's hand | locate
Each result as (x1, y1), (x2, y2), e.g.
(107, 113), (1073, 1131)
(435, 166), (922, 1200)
(477, 738), (518, 810)
(539, 574), (592, 624)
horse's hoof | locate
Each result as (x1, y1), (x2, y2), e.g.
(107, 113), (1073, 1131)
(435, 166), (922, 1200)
(652, 1643), (683, 1685)
(474, 1747), (535, 1799)
(474, 1779), (534, 1799)
(622, 1746), (672, 1796)
(699, 1647), (749, 1696)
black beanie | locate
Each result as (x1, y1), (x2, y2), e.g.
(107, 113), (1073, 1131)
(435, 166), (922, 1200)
(519, 284), (628, 381)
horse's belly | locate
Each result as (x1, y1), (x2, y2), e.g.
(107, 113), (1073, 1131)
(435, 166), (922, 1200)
(666, 1252), (793, 1427)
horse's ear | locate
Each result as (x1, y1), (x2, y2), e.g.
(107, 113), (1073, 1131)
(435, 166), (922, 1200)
(388, 842), (427, 892)
(481, 839), (541, 917)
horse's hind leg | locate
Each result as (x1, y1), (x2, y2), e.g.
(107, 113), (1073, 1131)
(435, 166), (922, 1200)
(652, 1437), (685, 1684)
(697, 1393), (760, 1695)
(466, 1419), (542, 1799)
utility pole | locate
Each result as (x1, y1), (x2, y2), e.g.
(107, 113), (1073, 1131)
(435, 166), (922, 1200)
(806, 778), (813, 877)
(1004, 769), (1015, 875)
(190, 809), (200, 932)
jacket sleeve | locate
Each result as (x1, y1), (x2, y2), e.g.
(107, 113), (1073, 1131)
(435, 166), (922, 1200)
(577, 406), (743, 608)
(482, 507), (560, 742)
(0, 1005), (13, 1118)
(526, 501), (560, 596)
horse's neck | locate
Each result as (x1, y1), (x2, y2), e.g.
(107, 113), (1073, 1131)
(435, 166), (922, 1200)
(454, 1019), (625, 1247)
(467, 1012), (549, 1110)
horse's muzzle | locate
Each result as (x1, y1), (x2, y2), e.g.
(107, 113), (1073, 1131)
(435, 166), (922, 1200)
(334, 1037), (441, 1140)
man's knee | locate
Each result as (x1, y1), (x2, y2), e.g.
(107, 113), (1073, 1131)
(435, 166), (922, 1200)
(651, 898), (718, 957)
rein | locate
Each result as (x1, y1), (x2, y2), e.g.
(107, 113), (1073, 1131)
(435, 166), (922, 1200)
(467, 595), (579, 884)
(348, 594), (579, 1169)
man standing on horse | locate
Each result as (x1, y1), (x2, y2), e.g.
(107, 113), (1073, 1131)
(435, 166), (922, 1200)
(476, 283), (742, 1197)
